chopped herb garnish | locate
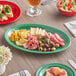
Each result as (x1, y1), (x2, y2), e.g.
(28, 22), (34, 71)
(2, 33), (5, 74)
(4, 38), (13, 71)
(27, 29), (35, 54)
(63, 5), (67, 9)
(63, 0), (66, 2)
(71, 2), (76, 5)
(0, 13), (5, 18)
(4, 5), (12, 13)
(71, 2), (74, 5)
(74, 1), (76, 4)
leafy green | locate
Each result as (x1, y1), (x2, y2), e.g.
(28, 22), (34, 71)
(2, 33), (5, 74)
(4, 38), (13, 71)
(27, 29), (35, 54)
(63, 5), (67, 9)
(63, 0), (66, 2)
(74, 1), (76, 4)
(71, 1), (76, 5)
(0, 5), (2, 11)
(71, 2), (74, 5)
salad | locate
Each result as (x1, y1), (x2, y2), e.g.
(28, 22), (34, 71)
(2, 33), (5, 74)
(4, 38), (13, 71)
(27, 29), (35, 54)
(58, 0), (76, 12)
(10, 27), (65, 52)
(46, 67), (67, 76)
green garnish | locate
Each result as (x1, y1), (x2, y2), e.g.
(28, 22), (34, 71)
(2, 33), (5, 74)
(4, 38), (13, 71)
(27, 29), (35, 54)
(4, 5), (12, 13)
(0, 5), (2, 11)
(0, 13), (5, 18)
(63, 5), (67, 9)
(71, 2), (76, 5)
(63, 0), (66, 2)
(74, 1), (76, 4)
(71, 2), (74, 5)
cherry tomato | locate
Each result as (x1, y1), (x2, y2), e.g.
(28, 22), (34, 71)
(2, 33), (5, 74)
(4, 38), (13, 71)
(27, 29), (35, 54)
(69, 0), (72, 2)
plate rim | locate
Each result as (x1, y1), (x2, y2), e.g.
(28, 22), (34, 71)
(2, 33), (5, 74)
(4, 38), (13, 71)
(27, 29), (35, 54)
(4, 23), (71, 54)
(36, 63), (75, 76)
(0, 1), (21, 24)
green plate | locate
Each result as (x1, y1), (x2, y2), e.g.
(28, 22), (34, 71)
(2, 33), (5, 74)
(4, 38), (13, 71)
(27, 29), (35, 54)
(36, 63), (75, 76)
(4, 24), (71, 54)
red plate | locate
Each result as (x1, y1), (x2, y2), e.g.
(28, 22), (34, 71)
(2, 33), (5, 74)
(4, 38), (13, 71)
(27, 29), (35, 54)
(0, 1), (21, 24)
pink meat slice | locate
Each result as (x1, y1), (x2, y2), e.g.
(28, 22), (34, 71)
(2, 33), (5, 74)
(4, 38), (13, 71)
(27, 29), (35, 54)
(58, 42), (65, 47)
(54, 33), (64, 42)
(23, 35), (39, 50)
(59, 69), (67, 76)
(50, 35), (59, 43)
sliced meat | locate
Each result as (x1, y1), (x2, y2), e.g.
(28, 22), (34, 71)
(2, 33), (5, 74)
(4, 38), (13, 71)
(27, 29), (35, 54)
(54, 33), (64, 42)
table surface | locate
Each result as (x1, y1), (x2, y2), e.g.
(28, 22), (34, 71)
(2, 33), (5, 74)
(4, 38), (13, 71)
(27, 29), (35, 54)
(0, 0), (76, 76)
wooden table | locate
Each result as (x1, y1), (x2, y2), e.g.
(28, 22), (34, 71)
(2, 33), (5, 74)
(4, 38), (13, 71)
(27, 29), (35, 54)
(0, 0), (76, 76)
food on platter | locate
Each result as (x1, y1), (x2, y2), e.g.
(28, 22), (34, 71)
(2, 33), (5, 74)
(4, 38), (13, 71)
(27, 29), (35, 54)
(0, 13), (8, 21)
(46, 67), (67, 76)
(0, 4), (13, 21)
(58, 0), (76, 12)
(10, 29), (30, 41)
(10, 27), (65, 52)
(30, 27), (46, 36)
(4, 5), (13, 18)
(0, 5), (3, 13)
(16, 39), (28, 46)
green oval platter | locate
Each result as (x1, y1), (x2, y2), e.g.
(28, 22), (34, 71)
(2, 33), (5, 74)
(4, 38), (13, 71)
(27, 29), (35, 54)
(36, 63), (75, 76)
(4, 24), (71, 54)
